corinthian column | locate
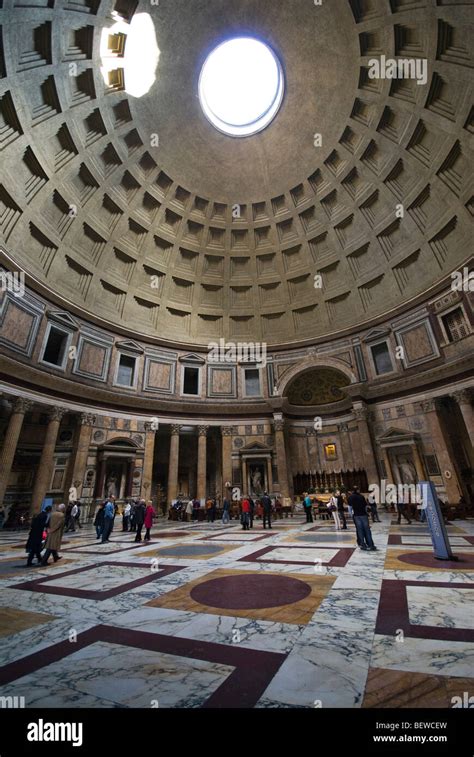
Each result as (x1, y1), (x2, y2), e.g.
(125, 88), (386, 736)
(197, 426), (209, 501)
(65, 412), (96, 500)
(142, 422), (158, 499)
(422, 399), (462, 503)
(221, 426), (233, 499)
(273, 414), (290, 498)
(451, 389), (474, 454)
(166, 424), (181, 510)
(0, 398), (32, 507)
(30, 406), (67, 514)
(353, 403), (379, 487)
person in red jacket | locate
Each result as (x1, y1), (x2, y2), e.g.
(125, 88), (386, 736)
(241, 497), (250, 531)
(144, 501), (155, 541)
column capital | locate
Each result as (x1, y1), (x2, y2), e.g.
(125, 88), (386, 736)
(221, 426), (233, 437)
(353, 404), (369, 422)
(273, 418), (285, 432)
(421, 399), (436, 413)
(144, 421), (158, 433)
(198, 425), (209, 437)
(338, 423), (349, 433)
(49, 406), (67, 423)
(451, 388), (473, 405)
(79, 412), (97, 427)
(170, 424), (181, 436)
(305, 428), (317, 437)
(13, 397), (33, 415)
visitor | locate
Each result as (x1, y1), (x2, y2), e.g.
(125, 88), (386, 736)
(94, 501), (105, 539)
(101, 496), (115, 543)
(336, 490), (348, 530)
(275, 498), (282, 519)
(41, 504), (66, 565)
(348, 488), (377, 551)
(249, 497), (255, 528)
(129, 500), (137, 532)
(25, 506), (49, 567)
(64, 502), (75, 533)
(396, 497), (412, 525)
(303, 492), (314, 523)
(192, 497), (200, 522)
(73, 501), (82, 529)
(144, 501), (154, 541)
(328, 493), (341, 530)
(185, 499), (193, 522)
(134, 499), (146, 542)
(222, 497), (231, 525)
(369, 496), (381, 523)
(241, 496), (250, 530)
(206, 497), (216, 523)
(261, 491), (273, 530)
(122, 501), (131, 531)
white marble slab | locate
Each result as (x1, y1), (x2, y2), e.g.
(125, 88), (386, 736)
(371, 634), (474, 678)
(406, 585), (474, 630)
(258, 547), (339, 564)
(45, 564), (152, 591)
(2, 641), (234, 708)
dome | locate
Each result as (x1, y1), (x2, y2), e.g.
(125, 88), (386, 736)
(0, 0), (470, 348)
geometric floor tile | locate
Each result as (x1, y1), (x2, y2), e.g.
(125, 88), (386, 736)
(238, 545), (355, 567)
(362, 668), (474, 708)
(384, 548), (474, 572)
(0, 607), (58, 638)
(146, 568), (336, 624)
(0, 626), (286, 709)
(13, 562), (184, 601)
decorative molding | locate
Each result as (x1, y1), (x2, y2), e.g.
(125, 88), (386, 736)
(115, 340), (144, 355)
(13, 398), (33, 415)
(451, 388), (473, 405)
(353, 404), (369, 422)
(49, 406), (67, 422)
(79, 412), (96, 426)
(46, 310), (79, 331)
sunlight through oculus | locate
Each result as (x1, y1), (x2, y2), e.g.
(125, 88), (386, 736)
(199, 38), (284, 137)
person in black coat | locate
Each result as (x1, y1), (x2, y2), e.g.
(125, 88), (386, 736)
(134, 499), (146, 542)
(261, 492), (273, 530)
(25, 508), (49, 566)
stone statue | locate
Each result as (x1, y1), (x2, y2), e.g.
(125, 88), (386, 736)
(68, 486), (78, 503)
(105, 471), (119, 498)
(251, 468), (263, 494)
(399, 461), (417, 485)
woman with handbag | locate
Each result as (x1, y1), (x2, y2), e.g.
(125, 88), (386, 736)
(328, 494), (341, 530)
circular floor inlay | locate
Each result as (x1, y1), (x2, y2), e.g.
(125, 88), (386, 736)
(190, 574), (311, 610)
(157, 544), (224, 557)
(398, 552), (474, 569)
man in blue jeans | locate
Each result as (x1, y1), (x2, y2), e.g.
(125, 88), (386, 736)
(101, 496), (115, 543)
(348, 488), (377, 551)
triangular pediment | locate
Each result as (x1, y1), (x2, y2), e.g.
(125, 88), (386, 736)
(363, 327), (391, 343)
(116, 340), (144, 355)
(378, 427), (416, 442)
(179, 353), (206, 365)
(242, 442), (271, 452)
(47, 311), (78, 330)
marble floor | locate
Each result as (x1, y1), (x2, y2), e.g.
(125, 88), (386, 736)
(0, 512), (473, 709)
